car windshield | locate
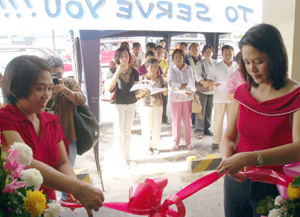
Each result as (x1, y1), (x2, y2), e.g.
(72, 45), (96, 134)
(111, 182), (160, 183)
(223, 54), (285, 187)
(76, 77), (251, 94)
(0, 48), (49, 71)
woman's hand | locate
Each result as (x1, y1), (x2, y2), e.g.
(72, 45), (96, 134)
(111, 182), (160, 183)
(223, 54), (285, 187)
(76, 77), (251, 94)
(163, 88), (168, 96)
(179, 84), (187, 90)
(73, 181), (105, 217)
(199, 79), (205, 85)
(116, 64), (128, 75)
(217, 152), (249, 177)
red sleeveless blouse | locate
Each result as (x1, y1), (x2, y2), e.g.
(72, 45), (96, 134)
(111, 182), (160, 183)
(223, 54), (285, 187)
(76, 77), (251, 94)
(234, 83), (300, 173)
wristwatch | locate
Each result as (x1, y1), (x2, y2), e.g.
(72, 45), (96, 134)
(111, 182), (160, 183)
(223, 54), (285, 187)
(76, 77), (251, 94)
(255, 151), (263, 167)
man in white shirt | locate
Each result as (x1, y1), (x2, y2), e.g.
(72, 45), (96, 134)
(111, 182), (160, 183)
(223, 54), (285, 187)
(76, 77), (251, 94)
(205, 45), (238, 149)
(131, 42), (145, 71)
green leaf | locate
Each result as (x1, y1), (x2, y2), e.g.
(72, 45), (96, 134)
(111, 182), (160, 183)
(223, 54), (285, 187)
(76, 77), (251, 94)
(291, 176), (300, 188)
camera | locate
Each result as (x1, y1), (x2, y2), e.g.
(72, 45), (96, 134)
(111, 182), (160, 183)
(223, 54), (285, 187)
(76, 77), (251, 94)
(52, 73), (60, 85)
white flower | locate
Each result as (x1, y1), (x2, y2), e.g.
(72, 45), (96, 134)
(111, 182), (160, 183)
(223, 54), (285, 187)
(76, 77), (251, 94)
(10, 142), (33, 166)
(268, 208), (281, 217)
(21, 168), (43, 189)
(44, 201), (62, 217)
(274, 195), (283, 206)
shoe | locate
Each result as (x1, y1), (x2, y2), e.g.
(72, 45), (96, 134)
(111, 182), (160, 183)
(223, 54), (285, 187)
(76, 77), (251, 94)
(186, 144), (194, 150)
(162, 120), (170, 125)
(152, 149), (160, 155)
(146, 149), (154, 155)
(204, 130), (213, 136)
(195, 134), (202, 139)
(212, 143), (219, 149)
(128, 160), (137, 167)
(118, 161), (131, 169)
(173, 144), (179, 150)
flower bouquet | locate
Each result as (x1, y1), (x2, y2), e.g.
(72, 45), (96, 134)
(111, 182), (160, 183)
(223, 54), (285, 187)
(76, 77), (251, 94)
(257, 176), (300, 217)
(0, 142), (62, 217)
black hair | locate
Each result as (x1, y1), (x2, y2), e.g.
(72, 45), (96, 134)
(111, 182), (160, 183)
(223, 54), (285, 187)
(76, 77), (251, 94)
(172, 49), (184, 61)
(146, 42), (156, 49)
(222, 45), (234, 52)
(189, 43), (199, 51)
(114, 46), (131, 65)
(235, 52), (242, 65)
(179, 42), (188, 47)
(145, 50), (155, 58)
(239, 23), (288, 90)
(133, 42), (141, 48)
(202, 44), (214, 55)
(120, 41), (130, 48)
(146, 58), (159, 67)
(2, 55), (52, 105)
(155, 45), (164, 51)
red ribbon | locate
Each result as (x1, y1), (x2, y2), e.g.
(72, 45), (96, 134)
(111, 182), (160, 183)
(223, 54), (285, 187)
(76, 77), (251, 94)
(103, 171), (224, 217)
(238, 166), (293, 187)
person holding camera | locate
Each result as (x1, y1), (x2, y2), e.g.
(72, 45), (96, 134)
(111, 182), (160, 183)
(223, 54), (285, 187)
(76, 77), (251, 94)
(46, 56), (86, 200)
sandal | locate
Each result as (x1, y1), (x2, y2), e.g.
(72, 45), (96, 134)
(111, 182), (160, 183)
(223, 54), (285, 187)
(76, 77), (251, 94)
(186, 144), (194, 150)
(212, 143), (219, 149)
(173, 145), (179, 150)
(195, 134), (202, 139)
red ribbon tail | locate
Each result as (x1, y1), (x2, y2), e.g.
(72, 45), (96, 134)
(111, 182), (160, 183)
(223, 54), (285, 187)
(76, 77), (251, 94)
(176, 171), (225, 201)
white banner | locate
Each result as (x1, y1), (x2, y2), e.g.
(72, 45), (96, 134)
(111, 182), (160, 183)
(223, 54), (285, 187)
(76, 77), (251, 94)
(0, 0), (262, 32)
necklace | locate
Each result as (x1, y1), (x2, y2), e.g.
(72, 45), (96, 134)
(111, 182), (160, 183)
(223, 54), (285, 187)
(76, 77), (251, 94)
(119, 67), (132, 84)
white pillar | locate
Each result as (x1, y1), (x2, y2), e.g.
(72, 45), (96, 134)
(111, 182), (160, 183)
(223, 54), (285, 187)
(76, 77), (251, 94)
(262, 0), (300, 81)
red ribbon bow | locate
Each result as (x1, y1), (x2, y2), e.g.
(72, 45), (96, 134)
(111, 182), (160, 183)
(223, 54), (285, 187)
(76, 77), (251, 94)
(104, 171), (224, 217)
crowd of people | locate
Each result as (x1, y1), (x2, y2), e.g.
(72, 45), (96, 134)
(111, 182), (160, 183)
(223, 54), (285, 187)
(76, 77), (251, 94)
(104, 38), (244, 168)
(0, 23), (299, 217)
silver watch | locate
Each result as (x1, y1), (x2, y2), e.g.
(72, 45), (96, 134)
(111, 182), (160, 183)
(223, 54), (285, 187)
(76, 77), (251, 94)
(255, 151), (263, 167)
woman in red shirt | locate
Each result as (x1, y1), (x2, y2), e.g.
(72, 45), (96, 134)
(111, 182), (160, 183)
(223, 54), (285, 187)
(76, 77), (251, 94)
(0, 55), (104, 216)
(217, 24), (300, 217)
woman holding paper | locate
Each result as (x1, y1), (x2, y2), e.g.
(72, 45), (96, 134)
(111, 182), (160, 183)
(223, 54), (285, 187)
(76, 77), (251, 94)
(138, 58), (168, 155)
(107, 46), (139, 168)
(168, 49), (195, 150)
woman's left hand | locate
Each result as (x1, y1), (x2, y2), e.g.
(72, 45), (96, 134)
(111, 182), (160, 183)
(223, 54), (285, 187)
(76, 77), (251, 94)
(217, 152), (249, 176)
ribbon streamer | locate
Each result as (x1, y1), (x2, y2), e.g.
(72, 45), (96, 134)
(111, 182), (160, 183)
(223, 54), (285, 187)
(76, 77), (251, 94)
(103, 171), (225, 217)
(57, 163), (300, 216)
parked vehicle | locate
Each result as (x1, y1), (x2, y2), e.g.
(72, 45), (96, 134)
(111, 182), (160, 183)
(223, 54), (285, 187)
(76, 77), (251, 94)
(0, 45), (73, 74)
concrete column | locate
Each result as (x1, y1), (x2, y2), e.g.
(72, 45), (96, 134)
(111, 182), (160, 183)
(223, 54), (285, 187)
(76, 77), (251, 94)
(291, 1), (300, 81)
(262, 0), (300, 81)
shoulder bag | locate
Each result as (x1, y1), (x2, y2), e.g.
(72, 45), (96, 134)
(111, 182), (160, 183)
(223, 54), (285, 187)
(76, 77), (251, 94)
(100, 79), (117, 103)
(195, 61), (210, 92)
(66, 79), (100, 155)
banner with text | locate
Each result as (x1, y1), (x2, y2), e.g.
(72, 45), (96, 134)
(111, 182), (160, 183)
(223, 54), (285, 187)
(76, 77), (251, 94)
(0, 0), (262, 32)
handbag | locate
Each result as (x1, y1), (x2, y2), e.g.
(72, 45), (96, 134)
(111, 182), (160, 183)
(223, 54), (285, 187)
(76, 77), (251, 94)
(100, 87), (116, 102)
(66, 79), (100, 155)
(100, 79), (117, 103)
(192, 94), (203, 119)
(195, 61), (210, 92)
(74, 104), (100, 155)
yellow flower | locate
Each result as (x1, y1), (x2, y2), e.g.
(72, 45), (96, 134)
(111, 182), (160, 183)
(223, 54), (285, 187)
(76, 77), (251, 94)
(287, 183), (300, 200)
(23, 190), (47, 216)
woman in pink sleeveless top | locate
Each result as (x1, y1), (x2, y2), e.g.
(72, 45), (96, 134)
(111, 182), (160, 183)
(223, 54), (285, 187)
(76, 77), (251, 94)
(217, 24), (300, 217)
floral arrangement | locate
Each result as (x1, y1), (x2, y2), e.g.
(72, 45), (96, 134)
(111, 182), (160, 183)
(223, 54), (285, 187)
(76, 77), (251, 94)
(0, 142), (62, 217)
(257, 176), (300, 217)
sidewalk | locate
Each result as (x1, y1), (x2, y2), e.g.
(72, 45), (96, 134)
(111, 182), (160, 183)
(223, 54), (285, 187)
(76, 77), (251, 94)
(61, 101), (225, 217)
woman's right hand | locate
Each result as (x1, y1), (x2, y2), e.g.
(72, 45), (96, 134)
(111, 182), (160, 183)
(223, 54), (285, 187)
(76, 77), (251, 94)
(179, 84), (187, 90)
(73, 181), (105, 217)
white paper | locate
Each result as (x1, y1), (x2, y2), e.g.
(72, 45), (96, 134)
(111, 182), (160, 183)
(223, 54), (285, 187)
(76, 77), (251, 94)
(174, 89), (191, 95)
(130, 83), (167, 95)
